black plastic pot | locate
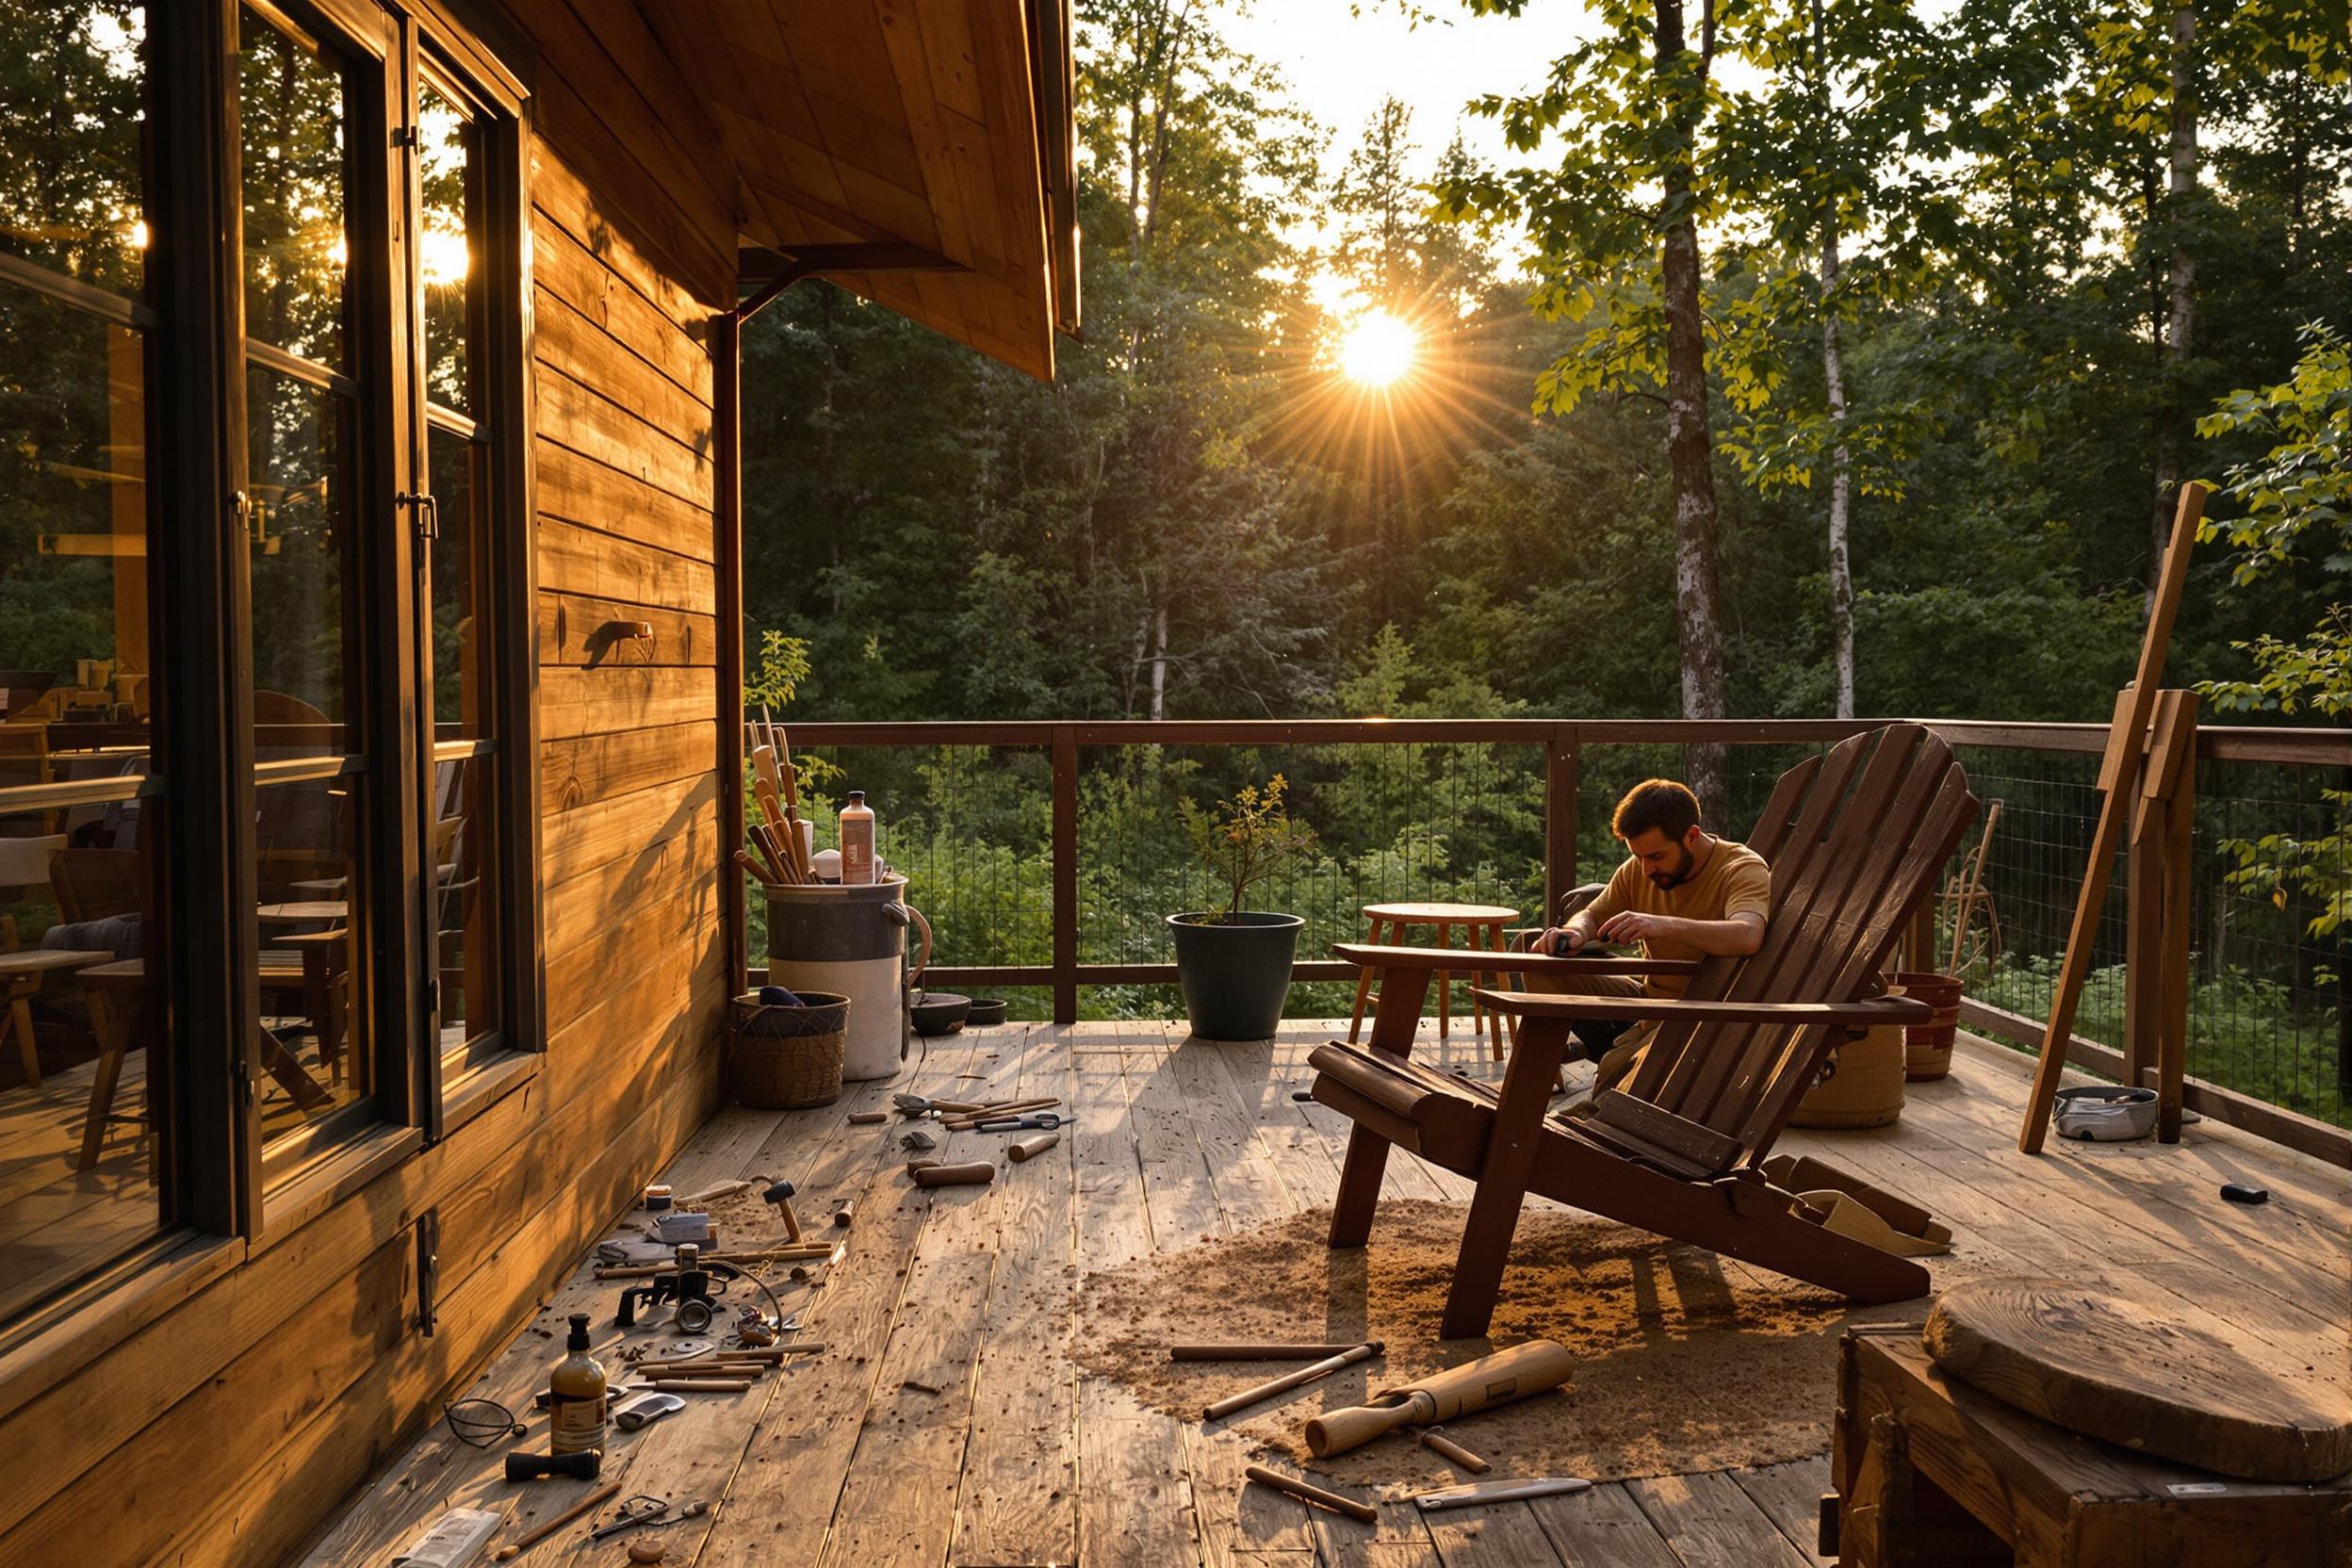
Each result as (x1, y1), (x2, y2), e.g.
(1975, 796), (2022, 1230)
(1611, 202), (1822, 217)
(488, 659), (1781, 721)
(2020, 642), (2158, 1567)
(1167, 911), (1304, 1040)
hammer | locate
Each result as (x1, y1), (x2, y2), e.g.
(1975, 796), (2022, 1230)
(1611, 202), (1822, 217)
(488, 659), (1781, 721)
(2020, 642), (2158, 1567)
(761, 1180), (804, 1244)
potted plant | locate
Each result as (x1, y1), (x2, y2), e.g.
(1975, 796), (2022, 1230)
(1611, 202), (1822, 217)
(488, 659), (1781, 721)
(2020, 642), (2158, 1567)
(1168, 775), (1319, 1039)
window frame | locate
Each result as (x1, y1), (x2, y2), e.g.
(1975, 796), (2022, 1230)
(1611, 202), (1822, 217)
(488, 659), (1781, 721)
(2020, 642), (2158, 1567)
(0, 0), (540, 1345)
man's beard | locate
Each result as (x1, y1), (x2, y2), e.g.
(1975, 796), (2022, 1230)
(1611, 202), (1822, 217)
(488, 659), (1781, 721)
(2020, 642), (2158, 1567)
(1647, 843), (1697, 890)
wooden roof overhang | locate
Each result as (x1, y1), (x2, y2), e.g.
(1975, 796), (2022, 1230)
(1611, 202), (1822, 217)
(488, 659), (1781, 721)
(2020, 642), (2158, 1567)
(641, 0), (1080, 381)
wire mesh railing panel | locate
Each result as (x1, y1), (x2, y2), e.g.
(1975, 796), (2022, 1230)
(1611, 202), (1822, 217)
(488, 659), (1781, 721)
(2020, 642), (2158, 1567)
(2187, 759), (2348, 1127)
(1081, 741), (1549, 1020)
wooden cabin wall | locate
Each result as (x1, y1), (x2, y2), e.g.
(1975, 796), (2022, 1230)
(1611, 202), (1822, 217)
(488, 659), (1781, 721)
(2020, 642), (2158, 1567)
(0, 20), (737, 1566)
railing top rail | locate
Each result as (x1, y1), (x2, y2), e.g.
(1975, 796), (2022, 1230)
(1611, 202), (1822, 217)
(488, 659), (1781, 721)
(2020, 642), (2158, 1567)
(778, 717), (2351, 765)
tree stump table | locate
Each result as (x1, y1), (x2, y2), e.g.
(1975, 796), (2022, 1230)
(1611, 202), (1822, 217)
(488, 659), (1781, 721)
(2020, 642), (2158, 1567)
(1825, 1321), (2352, 1566)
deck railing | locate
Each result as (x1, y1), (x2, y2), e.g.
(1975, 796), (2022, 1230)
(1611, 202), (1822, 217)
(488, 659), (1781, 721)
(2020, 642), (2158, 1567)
(758, 718), (2351, 1164)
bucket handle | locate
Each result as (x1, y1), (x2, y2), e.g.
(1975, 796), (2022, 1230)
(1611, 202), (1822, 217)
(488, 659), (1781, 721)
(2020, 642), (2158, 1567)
(887, 902), (935, 993)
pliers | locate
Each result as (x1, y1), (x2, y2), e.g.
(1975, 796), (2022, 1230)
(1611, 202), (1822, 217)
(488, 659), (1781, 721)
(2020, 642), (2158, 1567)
(972, 1112), (1066, 1133)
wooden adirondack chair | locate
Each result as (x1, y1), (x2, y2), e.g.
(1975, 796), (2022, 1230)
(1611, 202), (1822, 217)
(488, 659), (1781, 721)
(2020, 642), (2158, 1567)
(1310, 724), (1979, 1339)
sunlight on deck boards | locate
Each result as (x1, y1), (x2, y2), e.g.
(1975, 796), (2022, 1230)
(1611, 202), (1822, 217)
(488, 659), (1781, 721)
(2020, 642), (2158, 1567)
(297, 1022), (2350, 1568)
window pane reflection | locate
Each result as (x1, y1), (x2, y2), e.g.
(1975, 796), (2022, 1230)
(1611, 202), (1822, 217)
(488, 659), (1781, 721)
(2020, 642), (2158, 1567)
(254, 776), (368, 1144)
(417, 80), (473, 416)
(239, 6), (348, 368)
(433, 753), (498, 1062)
(0, 796), (165, 1321)
(0, 2), (147, 296)
(0, 288), (154, 753)
(246, 363), (352, 742)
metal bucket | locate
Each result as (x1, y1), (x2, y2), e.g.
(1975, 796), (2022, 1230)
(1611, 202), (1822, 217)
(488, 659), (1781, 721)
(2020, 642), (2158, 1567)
(764, 874), (913, 1082)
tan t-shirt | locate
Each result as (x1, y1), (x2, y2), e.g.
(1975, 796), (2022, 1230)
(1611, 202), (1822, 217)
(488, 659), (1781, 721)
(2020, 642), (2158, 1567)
(1569, 838), (1772, 998)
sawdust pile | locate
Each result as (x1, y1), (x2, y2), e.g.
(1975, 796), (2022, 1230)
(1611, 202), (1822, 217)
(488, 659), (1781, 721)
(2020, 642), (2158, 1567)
(1069, 1200), (1976, 1484)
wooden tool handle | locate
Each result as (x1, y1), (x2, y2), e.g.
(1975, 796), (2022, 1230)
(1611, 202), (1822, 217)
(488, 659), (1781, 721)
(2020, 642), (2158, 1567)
(1170, 1344), (1368, 1362)
(912, 1160), (995, 1186)
(496, 1480), (621, 1558)
(1007, 1132), (1059, 1162)
(639, 1377), (754, 1392)
(1243, 1464), (1377, 1524)
(1418, 1429), (1490, 1473)
(1303, 1391), (1430, 1456)
(1204, 1341), (1381, 1421)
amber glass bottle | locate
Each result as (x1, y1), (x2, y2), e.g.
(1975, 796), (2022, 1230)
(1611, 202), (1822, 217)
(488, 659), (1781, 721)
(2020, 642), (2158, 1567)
(547, 1312), (608, 1455)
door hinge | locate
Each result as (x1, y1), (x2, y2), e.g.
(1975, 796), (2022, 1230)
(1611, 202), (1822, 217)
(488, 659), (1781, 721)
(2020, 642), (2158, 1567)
(398, 491), (439, 543)
(392, 125), (419, 149)
(416, 1208), (441, 1336)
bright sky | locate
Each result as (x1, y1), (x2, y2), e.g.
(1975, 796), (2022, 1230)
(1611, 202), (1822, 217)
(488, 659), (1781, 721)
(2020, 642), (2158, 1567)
(1217, 1), (1591, 300)
(1219, 1), (1591, 172)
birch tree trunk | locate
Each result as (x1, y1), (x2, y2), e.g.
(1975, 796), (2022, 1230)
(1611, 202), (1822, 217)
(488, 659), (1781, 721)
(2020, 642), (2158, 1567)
(1658, 0), (1729, 815)
(2150, 4), (2197, 609)
(1149, 604), (1169, 721)
(1821, 231), (1854, 719)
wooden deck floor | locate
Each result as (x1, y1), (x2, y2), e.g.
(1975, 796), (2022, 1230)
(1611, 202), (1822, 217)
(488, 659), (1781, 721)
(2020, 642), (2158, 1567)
(300, 1022), (2350, 1568)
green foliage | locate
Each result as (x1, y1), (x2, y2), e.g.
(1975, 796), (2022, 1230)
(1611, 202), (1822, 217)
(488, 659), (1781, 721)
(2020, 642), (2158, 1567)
(1176, 775), (1320, 923)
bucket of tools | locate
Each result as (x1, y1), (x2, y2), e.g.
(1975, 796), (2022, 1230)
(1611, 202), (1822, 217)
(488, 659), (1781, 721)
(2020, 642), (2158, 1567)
(1890, 971), (1964, 1081)
(727, 989), (850, 1109)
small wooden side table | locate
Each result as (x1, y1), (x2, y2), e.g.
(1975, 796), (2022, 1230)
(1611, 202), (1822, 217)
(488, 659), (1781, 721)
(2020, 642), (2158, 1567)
(1348, 902), (1520, 1054)
(1826, 1325), (2352, 1566)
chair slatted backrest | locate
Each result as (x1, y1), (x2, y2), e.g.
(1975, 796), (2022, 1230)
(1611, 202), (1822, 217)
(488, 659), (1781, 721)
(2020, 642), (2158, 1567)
(1620, 726), (1978, 1163)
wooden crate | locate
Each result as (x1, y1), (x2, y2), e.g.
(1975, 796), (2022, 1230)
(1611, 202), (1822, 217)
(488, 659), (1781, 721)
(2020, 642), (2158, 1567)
(1825, 1325), (2352, 1566)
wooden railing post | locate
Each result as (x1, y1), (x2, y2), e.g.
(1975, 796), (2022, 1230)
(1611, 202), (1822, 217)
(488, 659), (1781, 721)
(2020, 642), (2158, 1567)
(2126, 690), (2197, 1140)
(1544, 725), (1578, 922)
(1052, 726), (1077, 1025)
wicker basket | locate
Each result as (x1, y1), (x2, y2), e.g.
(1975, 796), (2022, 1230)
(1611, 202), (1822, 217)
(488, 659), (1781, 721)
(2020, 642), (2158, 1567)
(728, 990), (849, 1109)
(1890, 971), (1964, 1081)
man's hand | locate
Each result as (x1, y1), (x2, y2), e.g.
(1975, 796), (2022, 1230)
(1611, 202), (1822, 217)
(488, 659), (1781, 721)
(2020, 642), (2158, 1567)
(1596, 910), (1669, 945)
(1536, 925), (1586, 956)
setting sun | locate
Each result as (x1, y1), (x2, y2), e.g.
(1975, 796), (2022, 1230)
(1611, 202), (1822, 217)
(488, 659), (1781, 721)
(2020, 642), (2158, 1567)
(1338, 310), (1417, 386)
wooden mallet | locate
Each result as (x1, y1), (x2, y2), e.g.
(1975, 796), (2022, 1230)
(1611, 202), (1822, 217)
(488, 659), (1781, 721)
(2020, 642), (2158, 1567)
(762, 1178), (804, 1243)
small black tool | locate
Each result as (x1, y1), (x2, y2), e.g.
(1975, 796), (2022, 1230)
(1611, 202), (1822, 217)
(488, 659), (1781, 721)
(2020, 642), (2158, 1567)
(504, 1447), (602, 1481)
(616, 1243), (720, 1331)
(2220, 1182), (2270, 1205)
(1291, 1090), (1314, 1102)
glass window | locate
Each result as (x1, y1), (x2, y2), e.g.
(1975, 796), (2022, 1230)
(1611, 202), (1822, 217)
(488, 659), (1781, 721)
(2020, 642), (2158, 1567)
(418, 70), (502, 1072)
(416, 79), (473, 416)
(238, 6), (349, 368)
(0, 0), (167, 1322)
(241, 4), (373, 1160)
(0, 1), (147, 297)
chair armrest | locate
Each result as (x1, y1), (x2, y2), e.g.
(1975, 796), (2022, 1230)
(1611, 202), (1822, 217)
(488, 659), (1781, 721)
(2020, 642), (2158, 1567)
(1471, 989), (1933, 1027)
(1331, 942), (1696, 977)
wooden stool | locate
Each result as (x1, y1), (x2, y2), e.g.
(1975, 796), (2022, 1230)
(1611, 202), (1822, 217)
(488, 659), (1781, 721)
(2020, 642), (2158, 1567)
(0, 947), (111, 1087)
(1347, 902), (1519, 1054)
(1826, 1324), (2352, 1565)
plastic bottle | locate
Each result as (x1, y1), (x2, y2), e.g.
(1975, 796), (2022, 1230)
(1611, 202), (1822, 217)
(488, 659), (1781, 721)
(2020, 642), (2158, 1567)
(840, 791), (876, 886)
(547, 1311), (608, 1455)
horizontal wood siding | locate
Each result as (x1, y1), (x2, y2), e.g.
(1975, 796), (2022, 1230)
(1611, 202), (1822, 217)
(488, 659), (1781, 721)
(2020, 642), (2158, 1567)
(0, 13), (736, 1562)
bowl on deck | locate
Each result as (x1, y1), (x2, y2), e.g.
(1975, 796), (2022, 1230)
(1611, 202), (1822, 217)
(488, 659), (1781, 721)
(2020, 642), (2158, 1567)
(964, 998), (1008, 1027)
(910, 992), (971, 1036)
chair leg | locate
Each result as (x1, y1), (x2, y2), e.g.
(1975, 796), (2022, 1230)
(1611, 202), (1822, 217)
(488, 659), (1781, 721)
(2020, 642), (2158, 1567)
(1348, 917), (1384, 1044)
(77, 990), (129, 1170)
(1435, 923), (1451, 1040)
(7, 987), (40, 1088)
(1440, 1017), (1571, 1339)
(1329, 1123), (1394, 1249)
